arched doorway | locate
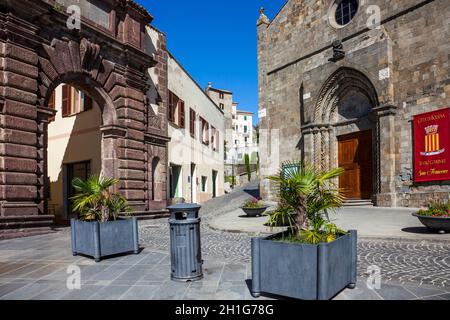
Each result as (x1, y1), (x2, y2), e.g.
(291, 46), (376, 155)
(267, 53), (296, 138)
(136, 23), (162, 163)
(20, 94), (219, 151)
(46, 83), (103, 223)
(306, 67), (380, 201)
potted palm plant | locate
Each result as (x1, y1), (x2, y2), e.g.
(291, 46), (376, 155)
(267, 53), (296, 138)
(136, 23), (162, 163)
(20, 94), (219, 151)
(70, 176), (138, 262)
(251, 161), (357, 300)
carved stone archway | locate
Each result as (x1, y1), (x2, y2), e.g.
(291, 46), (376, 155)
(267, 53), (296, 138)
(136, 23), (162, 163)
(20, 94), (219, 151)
(302, 67), (397, 205)
(0, 0), (170, 235)
(39, 37), (123, 188)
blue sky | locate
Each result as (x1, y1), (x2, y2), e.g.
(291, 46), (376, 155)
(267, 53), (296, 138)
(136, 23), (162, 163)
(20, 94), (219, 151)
(140, 0), (286, 125)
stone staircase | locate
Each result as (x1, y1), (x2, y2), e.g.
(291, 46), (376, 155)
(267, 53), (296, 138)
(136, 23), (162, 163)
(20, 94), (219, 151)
(121, 210), (170, 221)
(0, 215), (55, 240)
(344, 199), (374, 207)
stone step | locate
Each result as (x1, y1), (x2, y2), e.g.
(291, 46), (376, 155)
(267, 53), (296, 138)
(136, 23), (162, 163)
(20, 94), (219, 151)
(344, 200), (374, 207)
(121, 210), (170, 221)
(0, 215), (55, 240)
(0, 227), (57, 240)
(0, 215), (54, 230)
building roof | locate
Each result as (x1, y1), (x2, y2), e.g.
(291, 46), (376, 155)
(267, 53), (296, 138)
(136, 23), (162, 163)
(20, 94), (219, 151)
(236, 110), (253, 115)
(206, 86), (233, 95)
(168, 52), (224, 115)
(264, 0), (289, 27)
(126, 0), (153, 22)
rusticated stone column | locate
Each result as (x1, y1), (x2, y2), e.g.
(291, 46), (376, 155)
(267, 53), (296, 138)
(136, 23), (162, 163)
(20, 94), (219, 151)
(37, 106), (56, 216)
(100, 125), (126, 186)
(0, 39), (40, 217)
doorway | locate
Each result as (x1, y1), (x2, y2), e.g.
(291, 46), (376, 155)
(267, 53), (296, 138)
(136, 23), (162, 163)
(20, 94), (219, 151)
(338, 130), (373, 200)
(64, 161), (91, 219)
(191, 163), (197, 203)
(212, 170), (218, 198)
(170, 164), (182, 199)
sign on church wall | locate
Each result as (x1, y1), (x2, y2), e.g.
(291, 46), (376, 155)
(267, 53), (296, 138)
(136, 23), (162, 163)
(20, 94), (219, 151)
(414, 108), (450, 182)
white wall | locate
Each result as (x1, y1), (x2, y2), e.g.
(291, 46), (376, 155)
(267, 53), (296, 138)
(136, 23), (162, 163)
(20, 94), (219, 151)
(230, 112), (258, 163)
(47, 84), (102, 219)
(167, 55), (225, 203)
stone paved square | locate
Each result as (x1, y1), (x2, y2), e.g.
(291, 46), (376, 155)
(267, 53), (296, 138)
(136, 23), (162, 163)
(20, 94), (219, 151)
(0, 182), (449, 300)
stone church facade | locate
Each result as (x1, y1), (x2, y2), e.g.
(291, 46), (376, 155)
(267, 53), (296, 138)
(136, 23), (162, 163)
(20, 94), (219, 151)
(258, 0), (450, 207)
(0, 0), (169, 237)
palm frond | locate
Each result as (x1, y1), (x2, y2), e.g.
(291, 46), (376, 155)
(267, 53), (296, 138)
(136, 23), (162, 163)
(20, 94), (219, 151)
(266, 160), (346, 243)
(70, 176), (130, 222)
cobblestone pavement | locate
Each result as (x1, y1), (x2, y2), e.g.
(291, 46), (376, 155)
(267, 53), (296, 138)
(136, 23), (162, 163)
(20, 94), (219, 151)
(357, 240), (450, 288)
(0, 180), (449, 300)
(140, 181), (450, 289)
(140, 220), (450, 289)
(139, 181), (259, 263)
(140, 220), (251, 264)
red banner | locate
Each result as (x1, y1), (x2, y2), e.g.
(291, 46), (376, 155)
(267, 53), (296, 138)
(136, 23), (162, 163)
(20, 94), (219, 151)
(414, 108), (450, 182)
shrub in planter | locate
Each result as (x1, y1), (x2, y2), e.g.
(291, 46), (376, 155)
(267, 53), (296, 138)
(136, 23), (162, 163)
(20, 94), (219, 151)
(251, 161), (357, 300)
(241, 198), (268, 217)
(70, 176), (138, 262)
(265, 205), (296, 227)
(413, 201), (450, 234)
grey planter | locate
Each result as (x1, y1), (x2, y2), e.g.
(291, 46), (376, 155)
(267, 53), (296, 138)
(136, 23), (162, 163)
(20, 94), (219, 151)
(251, 230), (357, 300)
(241, 206), (268, 217)
(71, 218), (139, 262)
(412, 213), (450, 234)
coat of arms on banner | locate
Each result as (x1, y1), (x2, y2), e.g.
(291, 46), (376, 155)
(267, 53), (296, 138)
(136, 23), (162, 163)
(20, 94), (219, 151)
(421, 125), (445, 156)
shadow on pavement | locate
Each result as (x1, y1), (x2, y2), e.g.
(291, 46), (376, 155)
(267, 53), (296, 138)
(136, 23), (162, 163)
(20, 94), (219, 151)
(244, 279), (295, 300)
(243, 187), (260, 199)
(401, 227), (436, 235)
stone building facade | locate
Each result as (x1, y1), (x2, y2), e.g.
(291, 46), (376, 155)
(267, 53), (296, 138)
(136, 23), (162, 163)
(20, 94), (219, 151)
(258, 0), (450, 207)
(0, 0), (169, 237)
(230, 110), (258, 164)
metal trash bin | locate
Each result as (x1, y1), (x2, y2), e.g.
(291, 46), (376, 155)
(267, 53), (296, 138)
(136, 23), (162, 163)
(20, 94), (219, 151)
(168, 204), (203, 282)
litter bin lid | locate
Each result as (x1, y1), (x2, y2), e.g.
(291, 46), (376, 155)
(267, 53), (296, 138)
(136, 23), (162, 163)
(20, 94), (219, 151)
(167, 203), (201, 210)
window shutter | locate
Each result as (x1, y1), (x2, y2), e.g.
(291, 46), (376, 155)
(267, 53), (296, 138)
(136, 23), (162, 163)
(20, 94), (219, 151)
(200, 117), (205, 144)
(168, 91), (175, 123)
(61, 85), (71, 117)
(179, 100), (185, 128)
(48, 91), (56, 122)
(190, 109), (196, 136)
(211, 126), (216, 150)
(168, 92), (173, 122)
